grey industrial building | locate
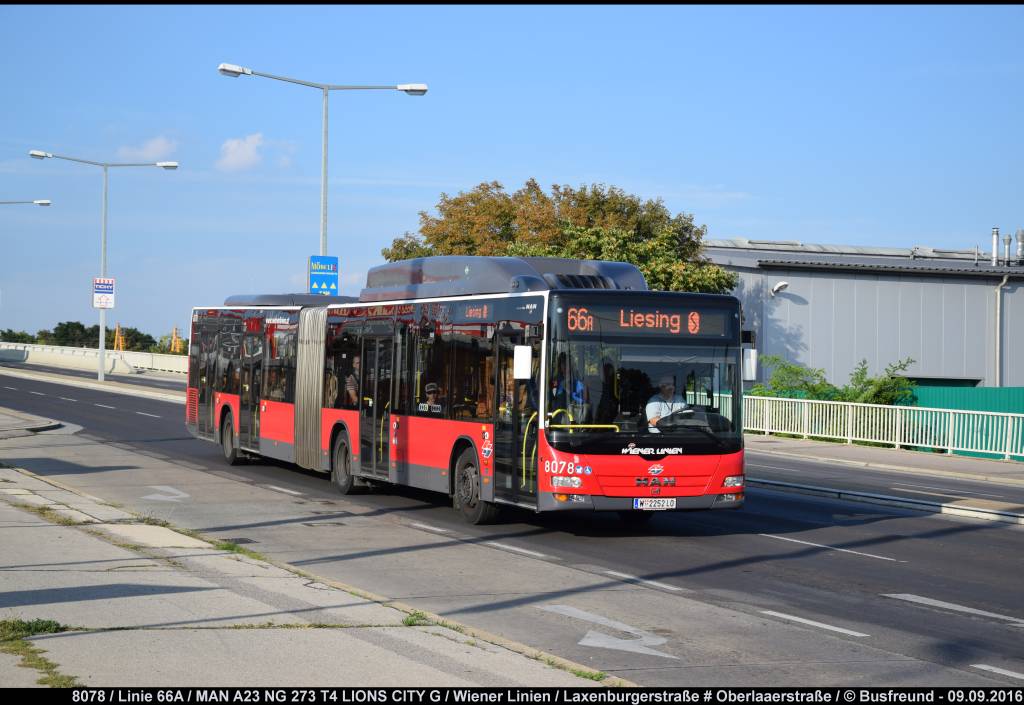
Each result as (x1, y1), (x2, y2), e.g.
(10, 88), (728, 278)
(704, 232), (1024, 388)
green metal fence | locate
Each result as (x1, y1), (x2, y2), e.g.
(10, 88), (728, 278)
(904, 387), (1024, 461)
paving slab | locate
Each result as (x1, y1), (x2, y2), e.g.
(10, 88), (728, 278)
(31, 626), (593, 687)
(0, 651), (45, 688)
(89, 524), (213, 549)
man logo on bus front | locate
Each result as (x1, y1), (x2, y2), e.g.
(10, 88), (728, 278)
(648, 464), (664, 475)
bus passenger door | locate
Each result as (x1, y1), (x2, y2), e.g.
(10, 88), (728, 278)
(359, 337), (392, 478)
(493, 328), (539, 504)
(239, 329), (263, 450)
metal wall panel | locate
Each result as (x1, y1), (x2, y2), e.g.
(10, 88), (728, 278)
(718, 256), (1022, 388)
(1003, 283), (1024, 386)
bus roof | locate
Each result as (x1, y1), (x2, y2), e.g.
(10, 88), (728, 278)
(359, 256), (648, 302)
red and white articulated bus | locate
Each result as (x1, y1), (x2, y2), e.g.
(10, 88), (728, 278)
(186, 256), (745, 524)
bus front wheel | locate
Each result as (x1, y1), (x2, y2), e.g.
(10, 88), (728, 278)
(221, 413), (240, 466)
(454, 447), (499, 525)
(332, 437), (355, 495)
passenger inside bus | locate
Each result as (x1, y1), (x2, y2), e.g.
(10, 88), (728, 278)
(344, 355), (360, 407)
(419, 382), (445, 415)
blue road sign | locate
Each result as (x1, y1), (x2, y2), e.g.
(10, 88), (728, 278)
(308, 255), (339, 296)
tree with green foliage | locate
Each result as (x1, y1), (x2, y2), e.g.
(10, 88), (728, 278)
(0, 329), (35, 343)
(749, 355), (917, 405)
(838, 358), (917, 405)
(381, 179), (737, 294)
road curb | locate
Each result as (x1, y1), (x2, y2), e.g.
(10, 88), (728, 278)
(748, 478), (1024, 525)
(747, 446), (1024, 488)
(0, 406), (62, 434)
(0, 367), (184, 404)
(5, 465), (635, 688)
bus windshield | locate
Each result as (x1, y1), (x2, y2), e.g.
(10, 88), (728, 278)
(546, 295), (742, 455)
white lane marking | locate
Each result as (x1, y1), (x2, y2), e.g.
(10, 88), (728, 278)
(265, 485), (303, 496)
(411, 522), (450, 533)
(141, 486), (190, 502)
(541, 604), (678, 659)
(747, 463), (801, 472)
(485, 542), (547, 559)
(3, 386), (17, 390)
(891, 487), (990, 500)
(29, 391), (45, 396)
(135, 411), (161, 418)
(604, 570), (684, 592)
(759, 533), (904, 562)
(94, 403), (116, 409)
(971, 665), (1024, 681)
(892, 482), (1005, 499)
(760, 610), (870, 637)
(883, 594), (1024, 625)
(59, 397), (77, 402)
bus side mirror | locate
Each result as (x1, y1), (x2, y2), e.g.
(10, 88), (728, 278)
(513, 345), (532, 380)
(742, 348), (758, 382)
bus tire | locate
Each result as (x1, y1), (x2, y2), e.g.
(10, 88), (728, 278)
(453, 447), (499, 525)
(221, 413), (240, 466)
(617, 510), (655, 526)
(332, 436), (355, 495)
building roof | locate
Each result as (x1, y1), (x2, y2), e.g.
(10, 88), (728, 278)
(704, 238), (1024, 278)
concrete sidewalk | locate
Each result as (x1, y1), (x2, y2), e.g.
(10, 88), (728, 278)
(0, 467), (608, 687)
(745, 432), (1024, 487)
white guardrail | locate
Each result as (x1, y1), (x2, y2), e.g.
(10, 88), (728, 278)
(744, 395), (1024, 461)
(0, 342), (187, 375)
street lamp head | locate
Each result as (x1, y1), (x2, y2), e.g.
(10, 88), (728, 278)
(397, 83), (428, 96)
(156, 161), (179, 170)
(28, 150), (52, 159)
(33, 200), (51, 206)
(218, 63), (251, 77)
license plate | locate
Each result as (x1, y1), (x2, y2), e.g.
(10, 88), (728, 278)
(633, 498), (676, 510)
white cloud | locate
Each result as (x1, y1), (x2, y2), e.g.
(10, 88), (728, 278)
(117, 136), (177, 161)
(216, 133), (264, 172)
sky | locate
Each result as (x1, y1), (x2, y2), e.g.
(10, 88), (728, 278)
(1, 5), (1022, 337)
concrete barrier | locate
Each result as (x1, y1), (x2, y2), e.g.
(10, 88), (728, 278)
(0, 342), (187, 375)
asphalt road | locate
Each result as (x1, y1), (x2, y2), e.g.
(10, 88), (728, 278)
(1, 375), (1022, 686)
(0, 361), (186, 391)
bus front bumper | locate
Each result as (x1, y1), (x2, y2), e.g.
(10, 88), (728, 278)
(537, 492), (744, 512)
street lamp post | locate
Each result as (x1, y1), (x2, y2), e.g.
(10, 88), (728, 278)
(28, 150), (178, 382)
(217, 62), (427, 258)
(0, 200), (51, 206)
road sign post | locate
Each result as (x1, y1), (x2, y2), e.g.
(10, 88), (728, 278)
(308, 255), (339, 296)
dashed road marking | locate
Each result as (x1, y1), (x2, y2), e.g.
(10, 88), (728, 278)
(94, 404), (116, 409)
(485, 542), (547, 559)
(759, 533), (905, 562)
(411, 522), (450, 533)
(891, 482), (1005, 499)
(29, 391), (45, 396)
(59, 397), (77, 402)
(760, 610), (869, 637)
(604, 570), (685, 592)
(135, 411), (161, 418)
(883, 594), (1024, 625)
(970, 665), (1024, 681)
(265, 485), (303, 496)
(3, 386), (17, 391)
(747, 463), (801, 472)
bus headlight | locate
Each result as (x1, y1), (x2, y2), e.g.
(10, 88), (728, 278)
(551, 476), (582, 489)
(723, 475), (744, 488)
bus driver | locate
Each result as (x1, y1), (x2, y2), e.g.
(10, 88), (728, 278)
(646, 375), (689, 433)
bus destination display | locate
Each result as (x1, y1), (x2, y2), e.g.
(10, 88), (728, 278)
(564, 304), (730, 338)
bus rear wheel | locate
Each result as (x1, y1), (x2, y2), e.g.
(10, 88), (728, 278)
(454, 447), (499, 525)
(332, 436), (355, 495)
(221, 413), (240, 466)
